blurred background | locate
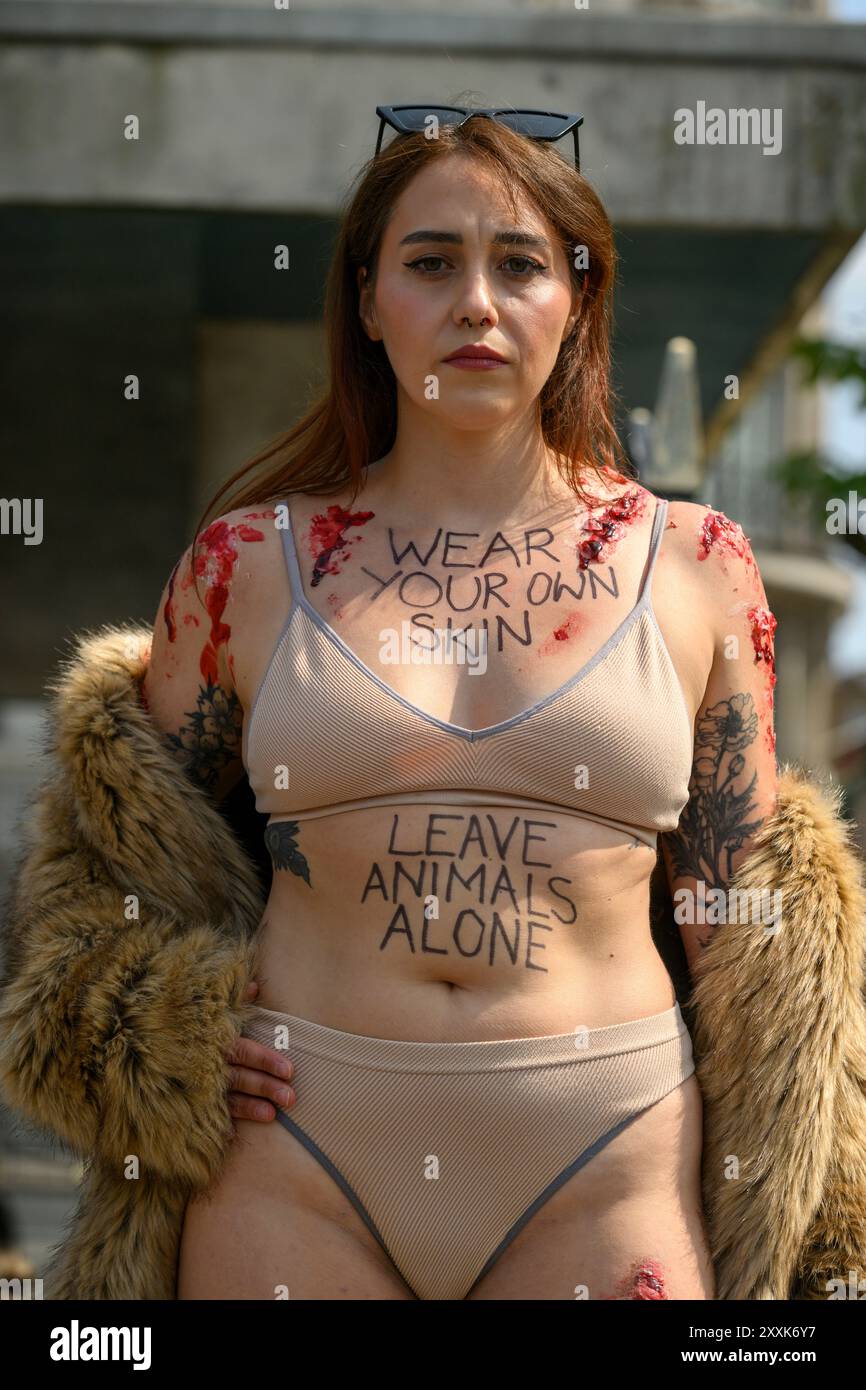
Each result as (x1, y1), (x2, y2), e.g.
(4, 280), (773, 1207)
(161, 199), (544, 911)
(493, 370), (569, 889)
(1, 0), (864, 1282)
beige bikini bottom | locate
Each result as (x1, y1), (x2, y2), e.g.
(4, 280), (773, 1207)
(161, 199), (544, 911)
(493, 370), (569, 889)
(241, 1000), (695, 1300)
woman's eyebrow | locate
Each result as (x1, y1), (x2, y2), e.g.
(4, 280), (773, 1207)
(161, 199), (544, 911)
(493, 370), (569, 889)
(398, 228), (552, 251)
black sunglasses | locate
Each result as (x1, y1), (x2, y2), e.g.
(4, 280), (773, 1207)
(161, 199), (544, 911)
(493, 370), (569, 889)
(375, 105), (583, 173)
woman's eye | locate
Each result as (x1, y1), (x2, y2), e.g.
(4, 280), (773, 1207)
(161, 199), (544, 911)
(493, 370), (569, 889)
(406, 256), (448, 274)
(405, 255), (546, 277)
(502, 256), (545, 276)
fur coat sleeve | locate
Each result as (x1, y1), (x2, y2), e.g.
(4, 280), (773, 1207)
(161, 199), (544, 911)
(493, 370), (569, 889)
(1, 624), (865, 1301)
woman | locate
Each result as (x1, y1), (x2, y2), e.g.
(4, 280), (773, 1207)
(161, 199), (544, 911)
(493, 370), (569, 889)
(138, 109), (778, 1300)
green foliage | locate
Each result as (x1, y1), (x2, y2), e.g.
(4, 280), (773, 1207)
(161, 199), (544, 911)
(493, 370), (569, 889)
(788, 336), (866, 404)
(770, 336), (866, 559)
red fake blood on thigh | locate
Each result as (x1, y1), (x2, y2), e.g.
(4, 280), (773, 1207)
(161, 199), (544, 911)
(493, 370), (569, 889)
(601, 1258), (669, 1300)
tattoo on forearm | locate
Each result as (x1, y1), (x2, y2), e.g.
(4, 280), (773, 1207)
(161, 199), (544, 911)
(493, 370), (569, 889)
(166, 677), (242, 792)
(668, 693), (763, 927)
(264, 820), (312, 885)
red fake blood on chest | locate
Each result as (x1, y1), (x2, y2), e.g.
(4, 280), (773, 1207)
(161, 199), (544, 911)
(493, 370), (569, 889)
(538, 610), (585, 656)
(602, 1258), (670, 1300)
(307, 505), (376, 587)
(747, 603), (778, 754)
(576, 488), (647, 570)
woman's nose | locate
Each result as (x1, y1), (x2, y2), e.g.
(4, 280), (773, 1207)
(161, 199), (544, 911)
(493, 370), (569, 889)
(452, 275), (498, 326)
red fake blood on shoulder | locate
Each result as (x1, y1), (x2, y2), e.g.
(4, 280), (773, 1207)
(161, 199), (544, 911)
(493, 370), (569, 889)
(307, 505), (375, 587)
(193, 518), (265, 683)
(576, 488), (647, 570)
(602, 1259), (669, 1300)
(697, 509), (757, 581)
(747, 604), (778, 755)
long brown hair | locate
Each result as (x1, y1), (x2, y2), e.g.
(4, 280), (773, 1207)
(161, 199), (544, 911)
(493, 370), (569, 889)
(192, 112), (633, 547)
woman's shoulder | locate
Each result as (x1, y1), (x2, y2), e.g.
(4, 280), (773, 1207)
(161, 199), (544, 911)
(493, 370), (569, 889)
(145, 501), (288, 700)
(655, 496), (770, 637)
(192, 499), (284, 565)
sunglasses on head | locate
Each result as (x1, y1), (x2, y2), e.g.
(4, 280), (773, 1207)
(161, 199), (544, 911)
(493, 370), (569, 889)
(374, 105), (583, 172)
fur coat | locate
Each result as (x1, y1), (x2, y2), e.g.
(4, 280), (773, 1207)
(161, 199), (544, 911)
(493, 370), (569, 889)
(1, 623), (865, 1301)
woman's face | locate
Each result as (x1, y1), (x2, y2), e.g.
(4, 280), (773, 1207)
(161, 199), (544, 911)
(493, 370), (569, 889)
(358, 154), (579, 433)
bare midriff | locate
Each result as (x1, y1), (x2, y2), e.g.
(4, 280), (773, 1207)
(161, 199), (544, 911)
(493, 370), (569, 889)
(253, 805), (672, 1035)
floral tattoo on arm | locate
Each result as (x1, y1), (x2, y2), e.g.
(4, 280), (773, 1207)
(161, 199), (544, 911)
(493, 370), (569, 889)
(166, 677), (243, 794)
(667, 692), (764, 905)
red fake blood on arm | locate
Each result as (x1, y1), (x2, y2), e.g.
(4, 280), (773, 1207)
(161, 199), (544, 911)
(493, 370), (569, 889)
(576, 488), (647, 570)
(601, 1258), (670, 1301)
(307, 506), (376, 587)
(747, 603), (778, 754)
(163, 557), (181, 642)
(193, 519), (265, 684)
(747, 603), (777, 667)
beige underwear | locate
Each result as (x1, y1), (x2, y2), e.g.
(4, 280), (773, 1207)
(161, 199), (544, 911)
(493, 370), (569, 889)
(241, 1001), (695, 1300)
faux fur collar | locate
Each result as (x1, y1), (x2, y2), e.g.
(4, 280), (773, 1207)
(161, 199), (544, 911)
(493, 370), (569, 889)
(43, 625), (264, 932)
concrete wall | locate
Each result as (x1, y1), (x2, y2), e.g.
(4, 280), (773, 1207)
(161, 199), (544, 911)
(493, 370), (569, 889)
(1, 5), (863, 227)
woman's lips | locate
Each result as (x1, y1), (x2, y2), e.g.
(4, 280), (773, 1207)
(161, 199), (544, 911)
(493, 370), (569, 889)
(443, 356), (508, 370)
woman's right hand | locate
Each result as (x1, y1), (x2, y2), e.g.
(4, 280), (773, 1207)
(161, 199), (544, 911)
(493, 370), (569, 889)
(224, 980), (296, 1123)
